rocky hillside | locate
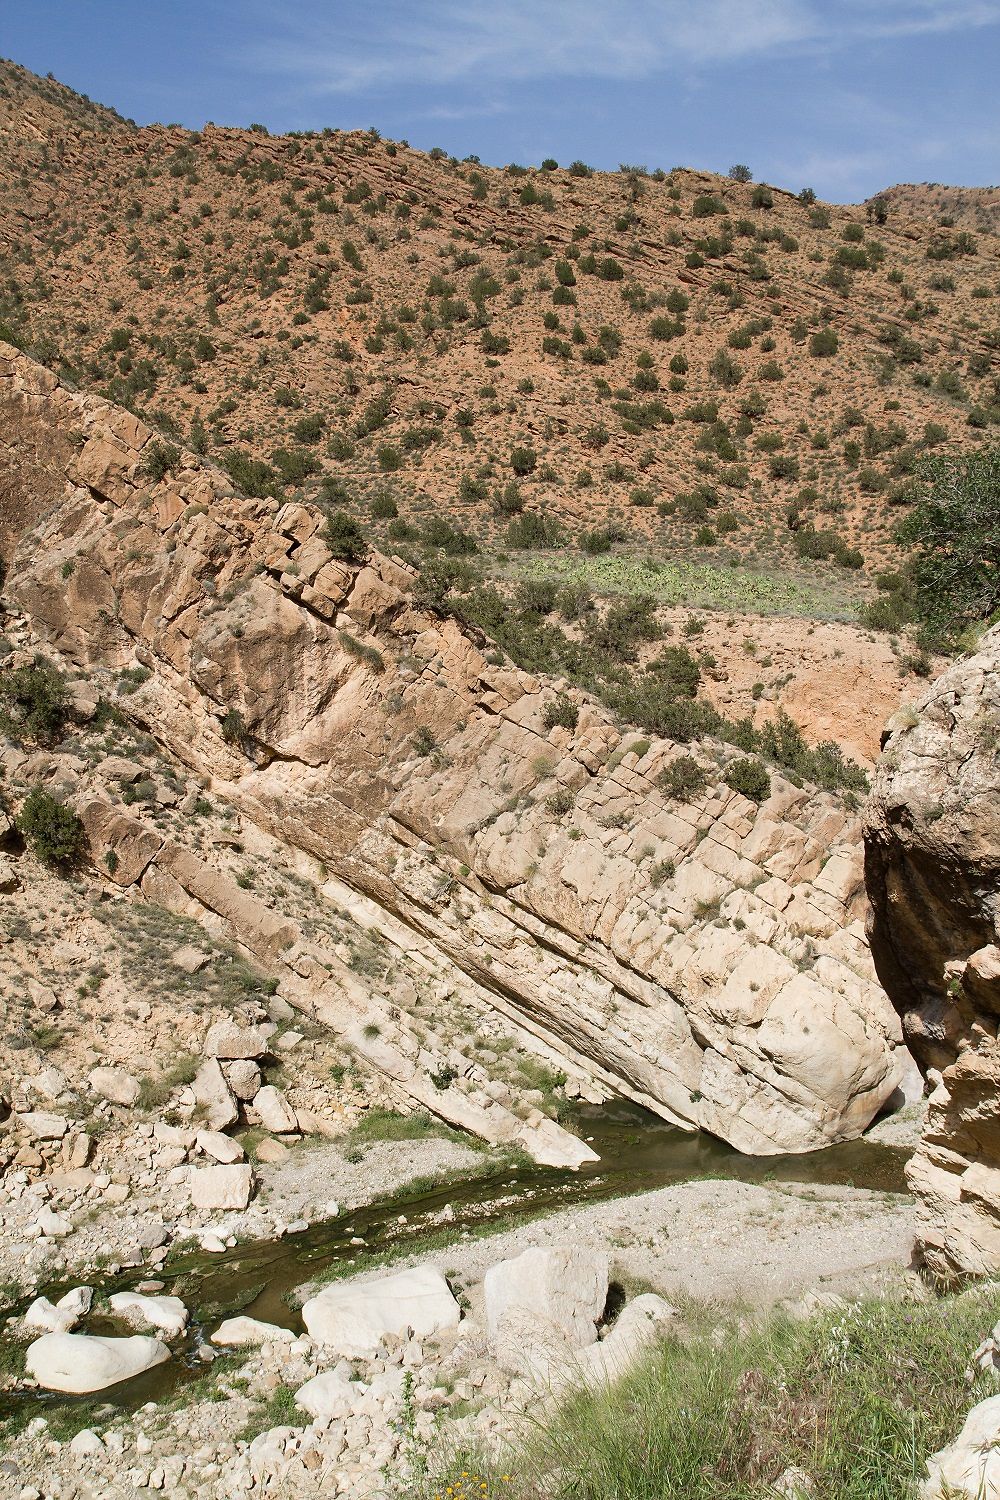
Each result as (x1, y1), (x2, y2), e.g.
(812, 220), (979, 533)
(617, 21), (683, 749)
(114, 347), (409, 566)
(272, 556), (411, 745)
(0, 339), (917, 1161)
(874, 182), (1000, 237)
(867, 626), (1000, 1277)
(1, 58), (999, 596)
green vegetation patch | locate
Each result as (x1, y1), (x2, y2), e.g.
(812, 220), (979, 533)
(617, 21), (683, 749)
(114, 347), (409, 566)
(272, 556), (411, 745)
(505, 552), (860, 621)
(428, 1290), (1000, 1500)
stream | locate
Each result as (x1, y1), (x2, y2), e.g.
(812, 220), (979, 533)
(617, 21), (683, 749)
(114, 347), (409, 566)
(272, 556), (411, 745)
(0, 1101), (911, 1425)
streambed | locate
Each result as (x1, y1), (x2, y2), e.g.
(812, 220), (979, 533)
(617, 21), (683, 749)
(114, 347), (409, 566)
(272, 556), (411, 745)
(0, 1102), (911, 1426)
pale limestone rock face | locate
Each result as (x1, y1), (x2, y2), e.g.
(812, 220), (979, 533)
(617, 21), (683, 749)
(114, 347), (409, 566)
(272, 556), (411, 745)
(866, 624), (1000, 1276)
(921, 1393), (1000, 1498)
(301, 1267), (460, 1357)
(2, 343), (910, 1160)
(25, 1332), (170, 1393)
(188, 1163), (254, 1211)
(484, 1246), (609, 1374)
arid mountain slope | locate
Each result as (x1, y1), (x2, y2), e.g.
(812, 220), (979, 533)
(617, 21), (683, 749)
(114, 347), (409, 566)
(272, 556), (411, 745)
(874, 182), (1000, 237)
(1, 58), (998, 595)
(1, 340), (915, 1155)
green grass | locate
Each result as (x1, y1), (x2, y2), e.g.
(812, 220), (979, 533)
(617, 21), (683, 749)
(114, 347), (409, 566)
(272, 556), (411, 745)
(344, 1108), (484, 1150)
(504, 551), (862, 621)
(426, 1290), (999, 1500)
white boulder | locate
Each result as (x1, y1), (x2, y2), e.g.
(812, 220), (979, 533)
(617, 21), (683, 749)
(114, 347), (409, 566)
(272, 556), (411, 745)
(211, 1316), (296, 1347)
(484, 1246), (609, 1373)
(191, 1057), (238, 1132)
(25, 1332), (170, 1393)
(195, 1129), (245, 1164)
(294, 1369), (362, 1421)
(189, 1163), (254, 1211)
(88, 1066), (141, 1107)
(37, 1206), (72, 1238)
(301, 1267), (461, 1357)
(923, 1394), (1000, 1497)
(253, 1084), (298, 1134)
(69, 1429), (105, 1457)
(571, 1294), (675, 1388)
(24, 1287), (93, 1335)
(204, 1021), (270, 1060)
(225, 1059), (262, 1100)
(17, 1110), (67, 1140)
(108, 1292), (189, 1339)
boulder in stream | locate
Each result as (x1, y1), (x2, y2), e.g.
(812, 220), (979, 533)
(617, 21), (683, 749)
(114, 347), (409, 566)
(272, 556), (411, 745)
(301, 1266), (460, 1357)
(25, 1332), (170, 1393)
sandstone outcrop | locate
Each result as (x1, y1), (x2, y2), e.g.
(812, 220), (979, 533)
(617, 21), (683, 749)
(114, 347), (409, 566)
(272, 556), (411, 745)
(1, 343), (911, 1156)
(867, 625), (1000, 1276)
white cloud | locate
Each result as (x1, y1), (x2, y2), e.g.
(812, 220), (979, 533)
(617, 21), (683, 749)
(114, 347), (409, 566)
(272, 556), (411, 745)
(238, 0), (1000, 96)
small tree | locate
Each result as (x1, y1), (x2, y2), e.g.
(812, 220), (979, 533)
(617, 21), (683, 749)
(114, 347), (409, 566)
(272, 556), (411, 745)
(0, 661), (70, 745)
(323, 510), (368, 564)
(724, 757), (771, 803)
(867, 194), (890, 225)
(18, 787), (84, 867)
(728, 164), (753, 183)
(897, 448), (1000, 641)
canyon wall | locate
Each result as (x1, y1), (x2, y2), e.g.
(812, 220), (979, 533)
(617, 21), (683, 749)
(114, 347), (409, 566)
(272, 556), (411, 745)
(1, 342), (911, 1156)
(867, 627), (1000, 1275)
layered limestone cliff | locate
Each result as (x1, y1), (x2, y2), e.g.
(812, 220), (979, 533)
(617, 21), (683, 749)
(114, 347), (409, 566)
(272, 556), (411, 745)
(1, 343), (911, 1155)
(867, 626), (1000, 1275)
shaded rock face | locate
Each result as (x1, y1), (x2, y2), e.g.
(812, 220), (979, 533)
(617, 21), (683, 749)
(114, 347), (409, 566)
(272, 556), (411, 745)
(866, 625), (1000, 1276)
(1, 343), (908, 1155)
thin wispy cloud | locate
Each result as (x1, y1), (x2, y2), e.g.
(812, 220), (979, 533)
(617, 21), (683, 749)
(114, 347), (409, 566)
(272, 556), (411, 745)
(238, 0), (1000, 95)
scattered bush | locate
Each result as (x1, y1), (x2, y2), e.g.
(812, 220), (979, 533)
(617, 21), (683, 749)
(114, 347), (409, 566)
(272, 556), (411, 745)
(323, 510), (368, 563)
(0, 661), (70, 745)
(657, 755), (709, 801)
(18, 787), (84, 867)
(723, 757), (770, 802)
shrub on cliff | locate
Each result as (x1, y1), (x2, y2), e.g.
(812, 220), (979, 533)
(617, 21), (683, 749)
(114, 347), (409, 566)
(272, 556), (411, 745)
(0, 661), (70, 745)
(18, 787), (84, 867)
(323, 510), (368, 564)
(724, 757), (771, 802)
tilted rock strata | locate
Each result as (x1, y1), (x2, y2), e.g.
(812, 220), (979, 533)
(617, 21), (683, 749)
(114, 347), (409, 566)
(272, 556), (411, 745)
(867, 624), (1000, 1274)
(2, 343), (907, 1154)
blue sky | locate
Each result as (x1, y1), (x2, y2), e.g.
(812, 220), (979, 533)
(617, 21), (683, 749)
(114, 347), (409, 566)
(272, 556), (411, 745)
(5, 1), (999, 201)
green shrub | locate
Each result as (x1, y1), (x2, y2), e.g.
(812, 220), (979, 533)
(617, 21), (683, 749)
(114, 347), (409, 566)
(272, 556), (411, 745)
(141, 441), (180, 481)
(809, 327), (839, 357)
(18, 787), (84, 867)
(897, 446), (1000, 641)
(542, 693), (579, 731)
(223, 450), (279, 498)
(0, 661), (70, 745)
(323, 511), (368, 563)
(657, 755), (709, 801)
(724, 756), (770, 802)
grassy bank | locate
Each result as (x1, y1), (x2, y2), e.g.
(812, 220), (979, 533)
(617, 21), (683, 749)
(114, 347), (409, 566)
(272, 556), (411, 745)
(425, 1289), (998, 1500)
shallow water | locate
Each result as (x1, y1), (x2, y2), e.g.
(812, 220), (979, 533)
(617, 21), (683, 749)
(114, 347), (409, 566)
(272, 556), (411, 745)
(0, 1101), (911, 1423)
